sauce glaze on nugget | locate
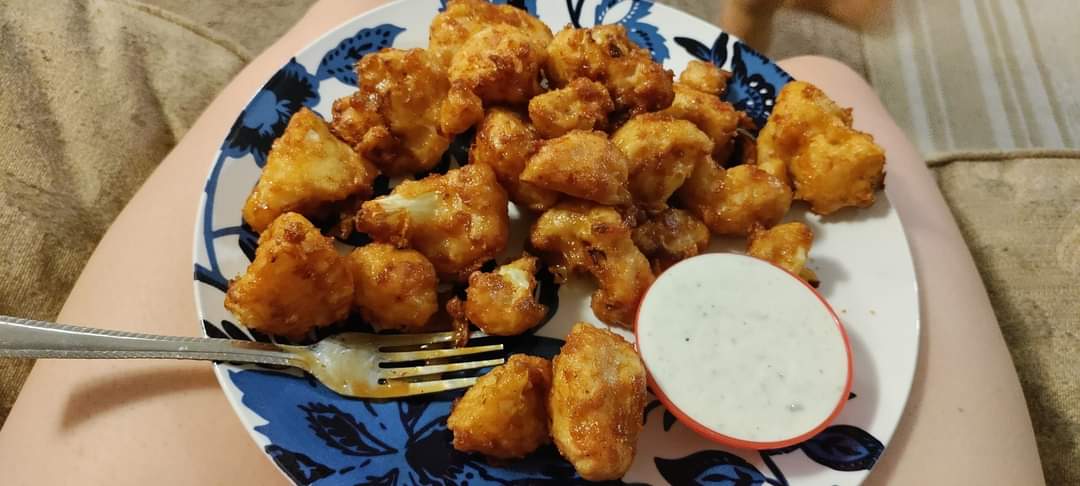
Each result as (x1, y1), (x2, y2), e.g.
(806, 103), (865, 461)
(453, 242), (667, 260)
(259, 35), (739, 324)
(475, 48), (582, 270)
(225, 213), (353, 339)
(447, 355), (553, 459)
(243, 108), (378, 232)
(356, 164), (509, 281)
(347, 243), (439, 332)
(550, 323), (646, 481)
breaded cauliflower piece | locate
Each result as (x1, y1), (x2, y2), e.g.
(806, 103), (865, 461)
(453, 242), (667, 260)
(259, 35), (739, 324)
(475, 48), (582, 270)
(330, 48), (451, 177)
(465, 255), (548, 336)
(346, 243), (438, 332)
(355, 163), (509, 280)
(429, 0), (553, 69)
(469, 108), (559, 212)
(632, 208), (711, 273)
(678, 161), (792, 236)
(447, 354), (553, 459)
(757, 80), (885, 214)
(225, 213), (353, 339)
(530, 201), (654, 328)
(441, 25), (549, 134)
(242, 108), (379, 232)
(550, 323), (646, 481)
(659, 83), (747, 163)
(520, 130), (632, 206)
(527, 77), (614, 138)
(678, 59), (731, 96)
(546, 25), (673, 117)
(747, 221), (819, 285)
(445, 296), (472, 348)
(612, 114), (714, 208)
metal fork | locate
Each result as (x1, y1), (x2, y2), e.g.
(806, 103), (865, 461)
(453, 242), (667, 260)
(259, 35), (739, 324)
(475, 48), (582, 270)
(0, 315), (503, 399)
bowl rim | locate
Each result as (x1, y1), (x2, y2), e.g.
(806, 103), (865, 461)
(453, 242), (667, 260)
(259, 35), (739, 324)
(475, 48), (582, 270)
(633, 252), (854, 450)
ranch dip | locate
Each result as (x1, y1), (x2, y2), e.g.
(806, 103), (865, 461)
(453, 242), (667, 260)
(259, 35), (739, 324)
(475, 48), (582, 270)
(636, 253), (850, 445)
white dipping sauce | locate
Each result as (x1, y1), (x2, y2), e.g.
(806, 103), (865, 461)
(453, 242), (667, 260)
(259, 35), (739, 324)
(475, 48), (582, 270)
(636, 253), (850, 444)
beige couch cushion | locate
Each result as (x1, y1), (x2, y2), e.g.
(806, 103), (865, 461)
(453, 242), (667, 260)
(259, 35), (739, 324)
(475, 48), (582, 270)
(934, 156), (1080, 483)
(0, 0), (315, 422)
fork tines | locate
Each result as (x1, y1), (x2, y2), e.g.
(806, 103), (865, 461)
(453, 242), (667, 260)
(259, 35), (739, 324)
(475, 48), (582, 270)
(374, 331), (503, 396)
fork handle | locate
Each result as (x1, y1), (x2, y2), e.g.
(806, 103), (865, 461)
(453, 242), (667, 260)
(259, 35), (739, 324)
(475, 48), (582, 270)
(0, 315), (297, 366)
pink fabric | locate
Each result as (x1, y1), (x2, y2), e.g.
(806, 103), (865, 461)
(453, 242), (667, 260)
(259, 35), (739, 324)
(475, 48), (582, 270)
(0, 2), (1043, 484)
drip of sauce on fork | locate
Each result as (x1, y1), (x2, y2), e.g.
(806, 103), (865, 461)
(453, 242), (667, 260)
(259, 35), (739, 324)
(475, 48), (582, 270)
(287, 335), (412, 398)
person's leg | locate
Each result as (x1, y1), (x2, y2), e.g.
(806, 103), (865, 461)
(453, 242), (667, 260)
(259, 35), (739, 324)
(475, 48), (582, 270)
(777, 56), (1044, 485)
(721, 0), (785, 49)
(721, 0), (893, 50)
(0, 2), (384, 485)
(0, 36), (1043, 486)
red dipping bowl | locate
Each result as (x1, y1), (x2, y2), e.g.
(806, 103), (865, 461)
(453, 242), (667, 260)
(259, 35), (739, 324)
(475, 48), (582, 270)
(634, 253), (853, 450)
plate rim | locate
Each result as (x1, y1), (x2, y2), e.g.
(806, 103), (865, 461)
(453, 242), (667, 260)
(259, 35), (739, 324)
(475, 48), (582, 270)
(189, 1), (923, 483)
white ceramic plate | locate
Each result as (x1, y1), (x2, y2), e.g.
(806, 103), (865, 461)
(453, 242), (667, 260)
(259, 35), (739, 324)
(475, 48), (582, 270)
(193, 1), (919, 484)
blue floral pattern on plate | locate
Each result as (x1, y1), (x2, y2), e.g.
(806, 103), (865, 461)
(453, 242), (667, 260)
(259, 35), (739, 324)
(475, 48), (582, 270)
(674, 32), (793, 127)
(316, 24), (405, 86)
(193, 2), (907, 484)
(566, 0), (669, 63)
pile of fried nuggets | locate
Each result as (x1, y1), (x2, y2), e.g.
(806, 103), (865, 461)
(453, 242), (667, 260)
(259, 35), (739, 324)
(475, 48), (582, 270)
(223, 0), (885, 480)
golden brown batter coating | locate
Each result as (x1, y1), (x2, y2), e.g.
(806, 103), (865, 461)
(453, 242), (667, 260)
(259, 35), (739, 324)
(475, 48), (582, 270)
(530, 201), (654, 328)
(549, 323), (647, 481)
(747, 221), (819, 285)
(242, 108), (379, 232)
(447, 354), (553, 459)
(631, 208), (711, 273)
(429, 0), (553, 69)
(330, 48), (452, 177)
(442, 24), (548, 133)
(465, 255), (548, 336)
(659, 83), (746, 163)
(756, 80), (885, 214)
(611, 113), (714, 208)
(469, 108), (559, 211)
(346, 243), (439, 332)
(439, 88), (486, 137)
(527, 77), (614, 138)
(545, 24), (673, 117)
(677, 59), (731, 96)
(678, 161), (792, 237)
(520, 130), (632, 206)
(355, 163), (509, 280)
(225, 213), (353, 339)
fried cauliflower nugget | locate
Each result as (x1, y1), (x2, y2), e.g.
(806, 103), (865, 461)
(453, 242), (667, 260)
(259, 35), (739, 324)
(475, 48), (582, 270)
(678, 161), (792, 236)
(447, 355), (553, 459)
(441, 25), (549, 134)
(242, 108), (379, 232)
(520, 130), (632, 206)
(429, 0), (553, 69)
(747, 222), (820, 285)
(530, 202), (654, 328)
(469, 108), (559, 211)
(678, 59), (732, 96)
(465, 255), (548, 336)
(347, 243), (438, 332)
(330, 48), (452, 177)
(528, 77), (614, 138)
(550, 323), (647, 481)
(757, 80), (885, 214)
(659, 83), (746, 163)
(612, 114), (714, 208)
(546, 25), (673, 117)
(225, 213), (353, 339)
(356, 163), (509, 280)
(632, 208), (711, 273)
